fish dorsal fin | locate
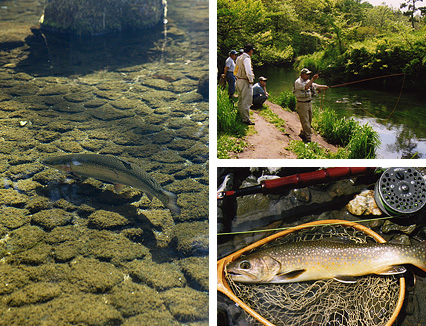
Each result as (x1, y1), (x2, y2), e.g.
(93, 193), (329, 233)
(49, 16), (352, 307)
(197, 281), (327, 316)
(334, 276), (357, 283)
(114, 184), (127, 193)
(271, 269), (306, 283)
(376, 265), (407, 275)
(324, 236), (356, 244)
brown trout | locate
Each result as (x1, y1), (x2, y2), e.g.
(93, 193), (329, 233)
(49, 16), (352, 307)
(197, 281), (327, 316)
(226, 240), (426, 283)
(43, 154), (180, 214)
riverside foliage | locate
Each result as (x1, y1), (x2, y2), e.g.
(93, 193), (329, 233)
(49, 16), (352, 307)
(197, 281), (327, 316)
(217, 87), (249, 158)
(218, 0), (425, 90)
(271, 90), (380, 159)
(312, 106), (380, 159)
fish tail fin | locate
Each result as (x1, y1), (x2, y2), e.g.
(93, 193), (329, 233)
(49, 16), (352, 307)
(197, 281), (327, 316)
(163, 190), (181, 215)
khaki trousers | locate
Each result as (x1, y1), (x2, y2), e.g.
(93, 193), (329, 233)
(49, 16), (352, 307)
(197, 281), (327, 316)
(296, 101), (312, 141)
(236, 79), (253, 122)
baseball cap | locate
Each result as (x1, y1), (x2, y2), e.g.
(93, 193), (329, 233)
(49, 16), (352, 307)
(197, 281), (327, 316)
(244, 44), (254, 53)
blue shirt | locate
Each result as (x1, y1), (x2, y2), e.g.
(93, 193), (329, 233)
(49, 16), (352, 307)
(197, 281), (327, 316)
(252, 82), (266, 97)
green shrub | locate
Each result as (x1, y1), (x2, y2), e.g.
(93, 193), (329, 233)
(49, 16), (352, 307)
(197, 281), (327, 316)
(347, 123), (380, 159)
(312, 106), (380, 158)
(296, 31), (426, 90)
(272, 90), (296, 111)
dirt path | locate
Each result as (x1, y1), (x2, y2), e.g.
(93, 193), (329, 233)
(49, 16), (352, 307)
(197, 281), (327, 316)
(237, 101), (338, 159)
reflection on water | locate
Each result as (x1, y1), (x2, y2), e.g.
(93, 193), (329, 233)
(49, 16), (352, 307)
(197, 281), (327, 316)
(256, 66), (425, 159)
(0, 0), (208, 324)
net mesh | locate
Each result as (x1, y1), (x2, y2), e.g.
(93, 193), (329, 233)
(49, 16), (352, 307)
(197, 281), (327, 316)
(225, 224), (401, 326)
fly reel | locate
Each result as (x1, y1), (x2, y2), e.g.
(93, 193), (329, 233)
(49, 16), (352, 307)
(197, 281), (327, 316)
(374, 167), (426, 217)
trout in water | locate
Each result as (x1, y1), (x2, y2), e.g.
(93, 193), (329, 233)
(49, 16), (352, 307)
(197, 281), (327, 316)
(226, 239), (426, 283)
(43, 153), (181, 215)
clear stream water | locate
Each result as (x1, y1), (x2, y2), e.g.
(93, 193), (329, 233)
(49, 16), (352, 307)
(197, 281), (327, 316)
(256, 66), (426, 159)
(0, 0), (208, 324)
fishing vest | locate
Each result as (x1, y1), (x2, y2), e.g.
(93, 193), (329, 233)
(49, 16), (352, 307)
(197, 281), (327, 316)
(234, 53), (252, 80)
(293, 77), (317, 101)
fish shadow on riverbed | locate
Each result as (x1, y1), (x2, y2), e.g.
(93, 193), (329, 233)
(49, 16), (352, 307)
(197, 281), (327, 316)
(37, 180), (161, 248)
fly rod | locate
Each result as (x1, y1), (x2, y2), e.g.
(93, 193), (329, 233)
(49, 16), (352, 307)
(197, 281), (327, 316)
(217, 167), (376, 199)
(330, 73), (405, 88)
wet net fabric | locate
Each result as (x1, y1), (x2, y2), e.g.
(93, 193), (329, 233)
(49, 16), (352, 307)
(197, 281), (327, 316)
(226, 225), (401, 326)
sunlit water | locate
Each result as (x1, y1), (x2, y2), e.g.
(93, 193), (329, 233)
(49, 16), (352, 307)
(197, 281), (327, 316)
(0, 0), (208, 324)
(256, 66), (425, 159)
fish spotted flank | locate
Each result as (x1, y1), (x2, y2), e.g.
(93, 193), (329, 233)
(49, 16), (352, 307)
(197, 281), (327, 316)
(226, 240), (426, 283)
(43, 153), (181, 214)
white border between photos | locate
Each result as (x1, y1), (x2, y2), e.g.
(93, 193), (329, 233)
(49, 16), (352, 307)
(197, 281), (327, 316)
(209, 0), (218, 324)
(208, 0), (426, 322)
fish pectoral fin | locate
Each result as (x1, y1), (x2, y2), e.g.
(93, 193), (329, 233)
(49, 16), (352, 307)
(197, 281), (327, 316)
(58, 164), (72, 172)
(272, 269), (306, 282)
(334, 275), (357, 283)
(376, 265), (407, 275)
(114, 184), (127, 193)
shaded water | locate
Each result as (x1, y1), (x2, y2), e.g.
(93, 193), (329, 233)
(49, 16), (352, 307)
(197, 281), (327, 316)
(0, 0), (208, 324)
(256, 66), (426, 159)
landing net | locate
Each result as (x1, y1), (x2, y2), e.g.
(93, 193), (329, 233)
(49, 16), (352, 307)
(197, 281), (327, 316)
(225, 224), (402, 326)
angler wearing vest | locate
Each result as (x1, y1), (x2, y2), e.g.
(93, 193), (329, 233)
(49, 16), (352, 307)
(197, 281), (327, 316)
(293, 68), (329, 142)
(235, 44), (255, 125)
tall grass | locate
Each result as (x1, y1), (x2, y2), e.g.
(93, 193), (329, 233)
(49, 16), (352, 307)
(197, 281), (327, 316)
(312, 106), (380, 159)
(217, 86), (247, 136)
(217, 86), (249, 158)
(346, 123), (380, 159)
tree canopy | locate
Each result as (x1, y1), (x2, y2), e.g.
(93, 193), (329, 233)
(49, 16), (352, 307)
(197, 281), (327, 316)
(217, 0), (421, 67)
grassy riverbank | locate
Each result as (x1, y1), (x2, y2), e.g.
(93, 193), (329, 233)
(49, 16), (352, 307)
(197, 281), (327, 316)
(288, 106), (380, 159)
(217, 87), (249, 159)
(272, 91), (380, 159)
(313, 107), (380, 159)
(217, 87), (380, 159)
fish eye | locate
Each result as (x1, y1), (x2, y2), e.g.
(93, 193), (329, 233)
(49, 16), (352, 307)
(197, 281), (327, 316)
(239, 260), (251, 269)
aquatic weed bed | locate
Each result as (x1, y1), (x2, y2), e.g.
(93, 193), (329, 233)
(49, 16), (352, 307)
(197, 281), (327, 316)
(0, 0), (209, 324)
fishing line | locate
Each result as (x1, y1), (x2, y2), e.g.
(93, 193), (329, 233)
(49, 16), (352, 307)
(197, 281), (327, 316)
(217, 216), (394, 236)
(326, 73), (406, 121)
(383, 73), (406, 122)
